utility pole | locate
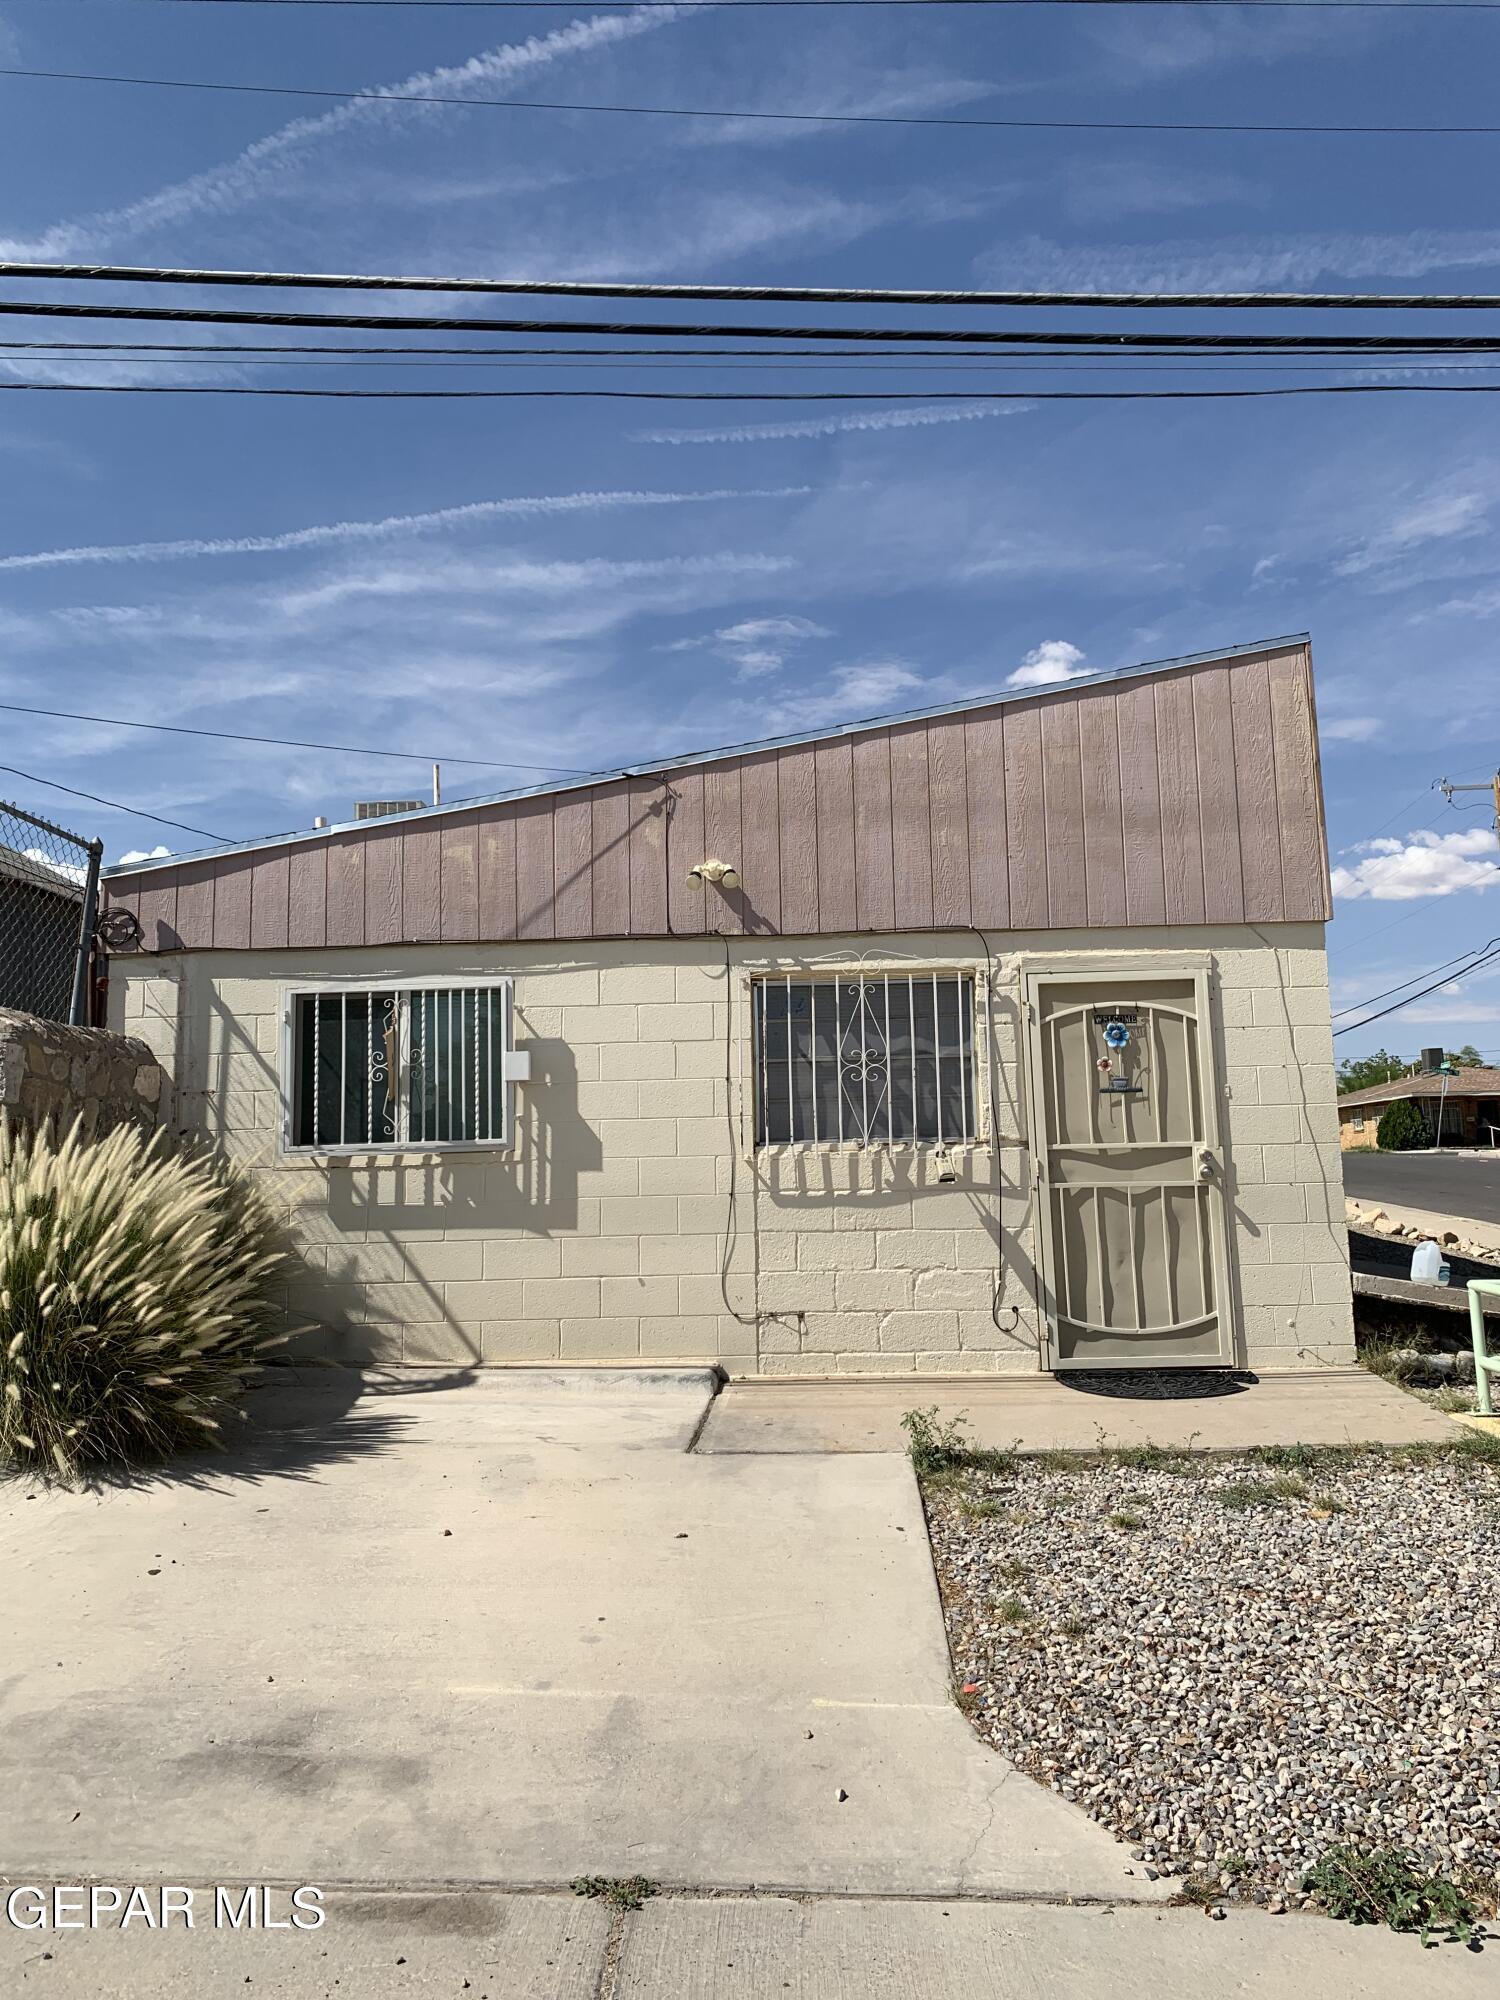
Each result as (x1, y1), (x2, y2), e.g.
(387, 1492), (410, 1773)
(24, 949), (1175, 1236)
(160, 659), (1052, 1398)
(1439, 769), (1500, 844)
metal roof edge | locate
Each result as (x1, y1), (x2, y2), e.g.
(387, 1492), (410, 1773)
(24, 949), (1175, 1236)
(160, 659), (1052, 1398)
(102, 631), (1311, 881)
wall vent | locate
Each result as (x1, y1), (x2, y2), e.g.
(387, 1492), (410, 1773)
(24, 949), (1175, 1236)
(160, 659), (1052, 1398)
(354, 799), (425, 821)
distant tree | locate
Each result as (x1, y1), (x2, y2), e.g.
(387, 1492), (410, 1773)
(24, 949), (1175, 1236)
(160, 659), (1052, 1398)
(1337, 1049), (1409, 1095)
(1445, 1044), (1488, 1070)
(1377, 1098), (1428, 1151)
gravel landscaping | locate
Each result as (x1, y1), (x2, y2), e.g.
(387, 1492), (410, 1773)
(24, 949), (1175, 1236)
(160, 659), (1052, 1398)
(924, 1442), (1500, 1914)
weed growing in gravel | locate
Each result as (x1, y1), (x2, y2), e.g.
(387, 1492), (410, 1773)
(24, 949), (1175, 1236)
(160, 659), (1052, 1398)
(1032, 1448), (1080, 1473)
(1107, 1439), (1204, 1476)
(1057, 1616), (1090, 1638)
(1251, 1443), (1320, 1470)
(571, 1876), (655, 1911)
(998, 1559), (1030, 1583)
(901, 1406), (972, 1475)
(969, 1444), (1025, 1478)
(1303, 1848), (1479, 1946)
(1106, 1509), (1144, 1530)
(995, 1594), (1029, 1625)
(958, 1496), (1010, 1522)
(1268, 1473), (1311, 1500)
(1310, 1492), (1351, 1517)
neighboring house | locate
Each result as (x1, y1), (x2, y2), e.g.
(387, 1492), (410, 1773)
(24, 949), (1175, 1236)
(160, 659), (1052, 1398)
(102, 634), (1352, 1377)
(0, 842), (83, 1021)
(1337, 1067), (1500, 1150)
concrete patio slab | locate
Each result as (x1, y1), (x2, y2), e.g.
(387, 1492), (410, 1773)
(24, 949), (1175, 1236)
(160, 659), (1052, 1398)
(698, 1368), (1458, 1455)
(618, 1895), (1493, 1999)
(0, 1368), (1146, 1904)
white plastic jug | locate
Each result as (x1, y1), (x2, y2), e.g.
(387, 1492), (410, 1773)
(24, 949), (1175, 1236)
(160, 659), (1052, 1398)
(1410, 1239), (1451, 1285)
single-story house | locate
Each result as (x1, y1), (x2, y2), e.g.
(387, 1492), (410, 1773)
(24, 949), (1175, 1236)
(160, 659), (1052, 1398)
(0, 840), (84, 1021)
(101, 633), (1352, 1376)
(1337, 1067), (1500, 1150)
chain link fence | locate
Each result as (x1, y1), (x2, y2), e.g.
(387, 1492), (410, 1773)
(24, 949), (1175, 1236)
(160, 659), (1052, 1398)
(0, 799), (102, 1025)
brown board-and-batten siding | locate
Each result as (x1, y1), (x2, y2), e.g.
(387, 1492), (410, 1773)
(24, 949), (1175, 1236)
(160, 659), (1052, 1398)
(104, 642), (1331, 950)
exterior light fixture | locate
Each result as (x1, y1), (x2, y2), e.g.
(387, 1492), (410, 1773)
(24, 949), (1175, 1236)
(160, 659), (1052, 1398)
(686, 858), (741, 889)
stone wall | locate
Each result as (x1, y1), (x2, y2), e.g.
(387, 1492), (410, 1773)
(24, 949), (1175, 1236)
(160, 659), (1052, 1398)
(0, 1009), (164, 1137)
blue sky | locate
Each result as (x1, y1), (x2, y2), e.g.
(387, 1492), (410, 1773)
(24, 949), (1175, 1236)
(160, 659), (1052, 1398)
(1, 0), (1499, 1059)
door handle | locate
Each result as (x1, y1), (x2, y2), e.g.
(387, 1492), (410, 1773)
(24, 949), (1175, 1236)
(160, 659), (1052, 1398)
(1197, 1147), (1216, 1181)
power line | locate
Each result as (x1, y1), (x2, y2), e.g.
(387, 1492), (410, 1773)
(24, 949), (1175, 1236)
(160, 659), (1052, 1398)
(11, 259), (1500, 312)
(1330, 939), (1500, 1019)
(14, 298), (1500, 350)
(35, 0), (1500, 11)
(0, 701), (596, 775)
(19, 350), (1500, 375)
(15, 379), (1500, 400)
(1333, 941), (1500, 1036)
(6, 63), (1499, 139)
(20, 376), (1500, 401)
(0, 764), (226, 841)
(15, 338), (1500, 368)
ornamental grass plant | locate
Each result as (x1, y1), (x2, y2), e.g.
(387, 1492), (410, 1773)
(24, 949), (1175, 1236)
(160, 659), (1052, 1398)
(0, 1116), (286, 1478)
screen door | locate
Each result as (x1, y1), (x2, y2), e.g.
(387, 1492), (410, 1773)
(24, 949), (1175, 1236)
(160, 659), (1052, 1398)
(1024, 968), (1232, 1369)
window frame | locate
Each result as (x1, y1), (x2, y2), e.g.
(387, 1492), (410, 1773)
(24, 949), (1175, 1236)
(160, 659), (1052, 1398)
(749, 966), (982, 1151)
(279, 975), (518, 1158)
(1352, 1110), (1365, 1131)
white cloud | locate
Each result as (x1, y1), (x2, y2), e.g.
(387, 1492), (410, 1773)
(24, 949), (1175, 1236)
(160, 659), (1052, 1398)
(666, 613), (831, 679)
(748, 659), (927, 733)
(1006, 639), (1089, 689)
(276, 550), (794, 618)
(973, 229), (1500, 296)
(1331, 827), (1500, 901)
(0, 487), (810, 575)
(0, 9), (682, 258)
(673, 71), (1005, 152)
(1060, 160), (1262, 225)
(1321, 715), (1383, 744)
(115, 845), (173, 868)
(1333, 486), (1491, 580)
(634, 403), (1030, 446)
(17, 847), (85, 886)
(1080, 6), (1365, 83)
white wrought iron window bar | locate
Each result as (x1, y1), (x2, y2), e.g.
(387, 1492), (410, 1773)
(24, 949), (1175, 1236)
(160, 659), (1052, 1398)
(286, 980), (513, 1152)
(753, 972), (976, 1146)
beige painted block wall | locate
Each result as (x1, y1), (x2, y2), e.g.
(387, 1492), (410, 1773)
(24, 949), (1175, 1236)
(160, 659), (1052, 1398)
(106, 923), (1352, 1374)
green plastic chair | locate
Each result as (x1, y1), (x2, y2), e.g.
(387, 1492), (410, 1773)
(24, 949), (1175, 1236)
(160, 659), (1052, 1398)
(1465, 1279), (1500, 1416)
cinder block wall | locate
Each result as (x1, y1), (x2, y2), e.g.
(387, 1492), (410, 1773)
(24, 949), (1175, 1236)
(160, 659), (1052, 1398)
(106, 923), (1352, 1373)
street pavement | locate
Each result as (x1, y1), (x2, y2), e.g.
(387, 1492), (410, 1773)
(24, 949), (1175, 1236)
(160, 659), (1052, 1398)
(1343, 1149), (1500, 1227)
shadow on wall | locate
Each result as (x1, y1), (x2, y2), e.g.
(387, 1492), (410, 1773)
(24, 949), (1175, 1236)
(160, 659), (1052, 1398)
(754, 1161), (1039, 1368)
(165, 973), (602, 1365)
(291, 1039), (602, 1364)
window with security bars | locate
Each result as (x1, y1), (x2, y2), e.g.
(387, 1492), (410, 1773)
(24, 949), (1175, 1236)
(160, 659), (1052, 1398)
(287, 982), (514, 1151)
(753, 973), (976, 1146)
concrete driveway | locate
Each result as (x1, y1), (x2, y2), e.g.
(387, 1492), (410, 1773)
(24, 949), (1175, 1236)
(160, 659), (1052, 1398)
(0, 1368), (1142, 1903)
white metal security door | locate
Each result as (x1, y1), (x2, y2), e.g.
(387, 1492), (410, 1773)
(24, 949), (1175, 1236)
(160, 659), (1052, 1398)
(1025, 967), (1233, 1369)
